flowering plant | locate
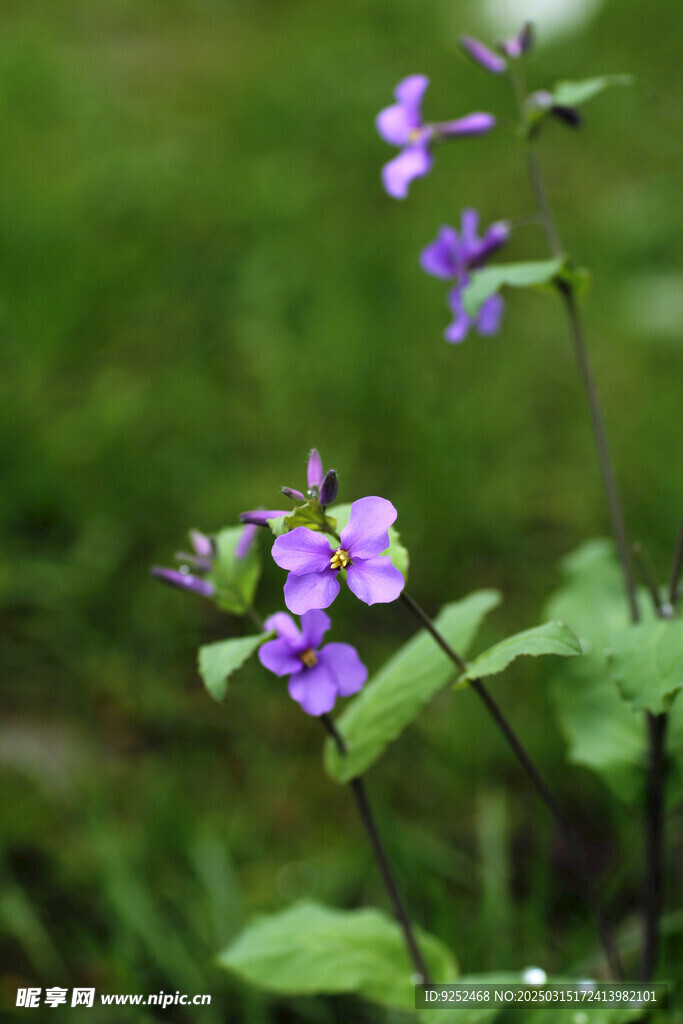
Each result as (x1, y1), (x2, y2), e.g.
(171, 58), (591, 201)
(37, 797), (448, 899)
(152, 18), (681, 1019)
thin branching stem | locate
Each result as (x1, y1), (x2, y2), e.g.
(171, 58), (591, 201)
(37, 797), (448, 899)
(319, 714), (432, 984)
(508, 68), (668, 979)
(400, 592), (624, 979)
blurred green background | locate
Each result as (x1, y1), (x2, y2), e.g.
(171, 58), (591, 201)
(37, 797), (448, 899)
(1, 0), (681, 1019)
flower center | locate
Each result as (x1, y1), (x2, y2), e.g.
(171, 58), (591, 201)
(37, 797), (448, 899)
(300, 648), (317, 668)
(329, 547), (350, 571)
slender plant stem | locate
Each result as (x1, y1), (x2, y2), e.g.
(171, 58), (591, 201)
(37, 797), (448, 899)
(668, 519), (683, 608)
(510, 74), (672, 978)
(319, 713), (432, 984)
(641, 713), (667, 981)
(399, 592), (624, 979)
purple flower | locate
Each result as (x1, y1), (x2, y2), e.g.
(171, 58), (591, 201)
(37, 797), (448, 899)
(376, 75), (495, 199)
(420, 210), (509, 344)
(151, 529), (217, 598)
(271, 496), (404, 614)
(459, 35), (507, 74)
(259, 609), (367, 715)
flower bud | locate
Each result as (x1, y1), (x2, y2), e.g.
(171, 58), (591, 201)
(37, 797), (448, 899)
(319, 469), (339, 507)
(282, 486), (306, 501)
(151, 567), (215, 598)
(235, 523), (258, 558)
(189, 529), (215, 559)
(500, 22), (534, 59)
(307, 449), (323, 489)
(459, 35), (507, 74)
(174, 552), (213, 573)
(240, 509), (288, 526)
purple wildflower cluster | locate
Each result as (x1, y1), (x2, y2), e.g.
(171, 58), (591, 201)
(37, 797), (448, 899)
(240, 449), (337, 528)
(375, 22), (534, 344)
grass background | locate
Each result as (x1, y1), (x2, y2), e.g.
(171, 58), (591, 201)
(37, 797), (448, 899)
(1, 0), (681, 1019)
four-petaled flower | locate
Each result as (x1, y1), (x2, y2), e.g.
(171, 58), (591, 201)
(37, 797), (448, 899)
(420, 210), (509, 343)
(376, 75), (495, 199)
(259, 609), (367, 715)
(272, 496), (404, 614)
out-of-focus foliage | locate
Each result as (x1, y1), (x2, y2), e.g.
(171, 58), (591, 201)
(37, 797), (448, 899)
(1, 0), (682, 1019)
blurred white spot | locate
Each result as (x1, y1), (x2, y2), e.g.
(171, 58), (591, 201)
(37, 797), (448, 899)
(483, 0), (604, 43)
(574, 1014), (589, 1024)
(523, 966), (547, 985)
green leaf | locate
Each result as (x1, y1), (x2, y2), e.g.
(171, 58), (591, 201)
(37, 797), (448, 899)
(551, 74), (634, 108)
(462, 259), (565, 317)
(328, 502), (409, 581)
(217, 901), (457, 1010)
(198, 633), (267, 701)
(211, 526), (261, 615)
(325, 591), (501, 783)
(284, 498), (337, 535)
(545, 541), (647, 802)
(456, 621), (581, 686)
(607, 619), (683, 715)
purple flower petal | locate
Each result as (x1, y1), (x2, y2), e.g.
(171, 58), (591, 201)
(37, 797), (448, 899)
(190, 529), (214, 559)
(288, 663), (338, 716)
(376, 102), (413, 146)
(340, 496), (397, 559)
(283, 570), (340, 615)
(263, 611), (301, 645)
(436, 112), (496, 138)
(299, 609), (331, 650)
(150, 567), (215, 598)
(467, 220), (510, 268)
(445, 286), (472, 344)
(459, 35), (507, 74)
(240, 509), (289, 526)
(272, 527), (332, 575)
(259, 637), (303, 677)
(420, 226), (461, 280)
(381, 142), (432, 200)
(460, 208), (480, 251)
(307, 449), (324, 489)
(235, 523), (258, 558)
(476, 293), (504, 335)
(346, 556), (404, 605)
(394, 74), (429, 124)
(317, 643), (368, 698)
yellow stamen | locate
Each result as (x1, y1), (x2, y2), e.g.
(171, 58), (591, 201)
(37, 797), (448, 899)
(329, 547), (350, 571)
(300, 648), (317, 668)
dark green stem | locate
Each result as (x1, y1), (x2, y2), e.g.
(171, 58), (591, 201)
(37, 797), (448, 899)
(400, 591), (623, 979)
(510, 71), (670, 979)
(319, 713), (432, 984)
(668, 519), (683, 608)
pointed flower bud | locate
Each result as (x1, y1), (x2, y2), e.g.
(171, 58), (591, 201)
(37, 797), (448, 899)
(174, 552), (213, 573)
(459, 35), (507, 74)
(240, 509), (289, 526)
(500, 22), (533, 59)
(150, 567), (215, 598)
(307, 449), (324, 489)
(189, 529), (215, 559)
(319, 469), (339, 507)
(282, 487), (306, 501)
(235, 523), (259, 559)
